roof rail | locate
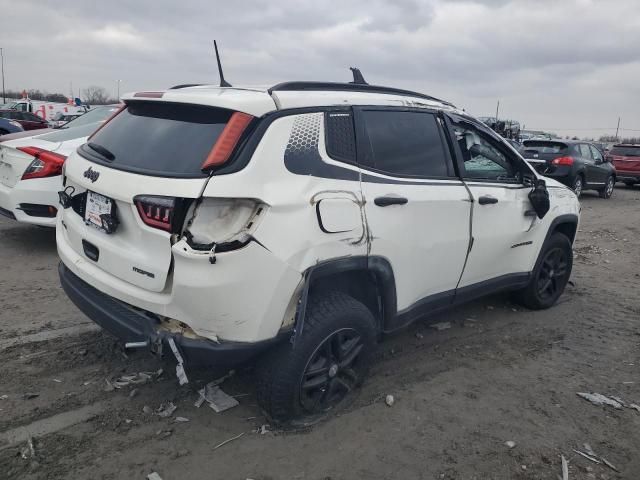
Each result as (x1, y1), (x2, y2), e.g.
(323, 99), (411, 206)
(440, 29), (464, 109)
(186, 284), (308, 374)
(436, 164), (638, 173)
(169, 84), (204, 90)
(268, 81), (454, 107)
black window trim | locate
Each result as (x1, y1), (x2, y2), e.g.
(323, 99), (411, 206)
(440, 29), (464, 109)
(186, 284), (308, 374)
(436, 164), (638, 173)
(323, 108), (358, 167)
(352, 105), (458, 181)
(445, 113), (534, 185)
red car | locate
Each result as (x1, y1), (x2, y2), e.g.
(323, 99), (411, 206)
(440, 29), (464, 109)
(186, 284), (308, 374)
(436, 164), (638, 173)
(609, 144), (640, 186)
(0, 110), (50, 131)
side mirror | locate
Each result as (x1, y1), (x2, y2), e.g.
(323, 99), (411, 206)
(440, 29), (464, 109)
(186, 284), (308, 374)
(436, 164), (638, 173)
(528, 178), (550, 219)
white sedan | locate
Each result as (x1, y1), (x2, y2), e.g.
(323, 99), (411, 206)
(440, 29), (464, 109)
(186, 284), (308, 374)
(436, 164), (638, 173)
(0, 105), (120, 227)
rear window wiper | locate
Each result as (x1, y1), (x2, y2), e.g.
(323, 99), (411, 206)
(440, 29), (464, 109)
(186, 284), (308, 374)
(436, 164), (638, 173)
(87, 142), (115, 161)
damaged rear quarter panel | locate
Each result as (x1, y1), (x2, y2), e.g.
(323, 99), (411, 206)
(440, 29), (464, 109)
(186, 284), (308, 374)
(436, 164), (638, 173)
(194, 114), (369, 335)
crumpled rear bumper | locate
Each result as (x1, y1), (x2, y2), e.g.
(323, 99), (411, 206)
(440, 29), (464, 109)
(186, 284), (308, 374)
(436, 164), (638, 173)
(58, 262), (287, 368)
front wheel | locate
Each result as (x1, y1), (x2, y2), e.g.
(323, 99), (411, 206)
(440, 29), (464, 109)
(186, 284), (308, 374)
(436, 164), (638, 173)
(514, 233), (573, 310)
(599, 176), (615, 199)
(572, 175), (583, 197)
(256, 291), (377, 427)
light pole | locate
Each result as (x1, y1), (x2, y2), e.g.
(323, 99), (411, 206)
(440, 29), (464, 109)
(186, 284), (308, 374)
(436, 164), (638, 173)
(116, 79), (122, 101)
(1, 48), (6, 104)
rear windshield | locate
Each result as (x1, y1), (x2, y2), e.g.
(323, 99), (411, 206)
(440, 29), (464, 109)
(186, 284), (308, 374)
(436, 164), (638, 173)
(81, 102), (232, 177)
(610, 146), (640, 156)
(523, 141), (568, 154)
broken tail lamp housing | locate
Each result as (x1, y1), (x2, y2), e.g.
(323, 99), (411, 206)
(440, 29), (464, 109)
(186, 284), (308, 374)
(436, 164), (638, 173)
(185, 198), (264, 251)
(16, 147), (67, 180)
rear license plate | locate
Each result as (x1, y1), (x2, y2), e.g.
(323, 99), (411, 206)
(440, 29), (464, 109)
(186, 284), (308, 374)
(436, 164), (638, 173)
(85, 191), (114, 231)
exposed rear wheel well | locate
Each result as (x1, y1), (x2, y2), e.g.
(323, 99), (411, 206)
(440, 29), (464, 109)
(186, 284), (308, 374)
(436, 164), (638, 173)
(309, 270), (382, 332)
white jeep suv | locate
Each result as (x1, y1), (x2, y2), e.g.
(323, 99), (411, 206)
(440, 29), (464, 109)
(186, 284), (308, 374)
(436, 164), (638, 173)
(57, 80), (580, 425)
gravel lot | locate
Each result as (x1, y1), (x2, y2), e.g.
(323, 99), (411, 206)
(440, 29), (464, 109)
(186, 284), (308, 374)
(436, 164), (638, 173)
(1, 186), (639, 480)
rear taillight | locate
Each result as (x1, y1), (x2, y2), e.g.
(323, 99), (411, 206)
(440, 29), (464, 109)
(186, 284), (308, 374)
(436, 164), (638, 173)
(201, 112), (254, 170)
(552, 156), (574, 166)
(134, 195), (176, 232)
(17, 147), (67, 180)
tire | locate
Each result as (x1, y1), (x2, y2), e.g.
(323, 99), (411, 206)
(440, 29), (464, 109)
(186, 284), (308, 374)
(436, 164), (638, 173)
(514, 233), (573, 310)
(0, 129), (9, 136)
(599, 176), (615, 199)
(572, 175), (584, 197)
(624, 181), (636, 188)
(256, 291), (377, 427)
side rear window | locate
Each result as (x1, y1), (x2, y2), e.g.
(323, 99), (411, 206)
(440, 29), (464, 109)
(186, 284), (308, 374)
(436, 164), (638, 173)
(360, 110), (453, 178)
(80, 101), (233, 177)
(325, 112), (356, 163)
(578, 144), (592, 158)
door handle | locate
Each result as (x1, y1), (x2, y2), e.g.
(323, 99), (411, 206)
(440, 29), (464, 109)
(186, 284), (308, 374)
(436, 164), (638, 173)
(374, 196), (408, 207)
(478, 195), (498, 205)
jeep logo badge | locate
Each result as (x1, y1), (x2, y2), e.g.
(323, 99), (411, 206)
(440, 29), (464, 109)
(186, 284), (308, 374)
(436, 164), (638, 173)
(83, 167), (100, 183)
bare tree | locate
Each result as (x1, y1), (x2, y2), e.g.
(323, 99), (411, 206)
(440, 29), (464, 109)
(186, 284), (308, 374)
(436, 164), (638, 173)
(82, 86), (110, 105)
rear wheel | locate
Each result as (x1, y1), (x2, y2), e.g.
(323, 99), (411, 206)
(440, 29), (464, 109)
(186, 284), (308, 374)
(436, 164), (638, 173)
(624, 181), (636, 188)
(599, 176), (615, 199)
(514, 233), (573, 310)
(572, 175), (584, 197)
(257, 291), (377, 427)
(0, 129), (9, 136)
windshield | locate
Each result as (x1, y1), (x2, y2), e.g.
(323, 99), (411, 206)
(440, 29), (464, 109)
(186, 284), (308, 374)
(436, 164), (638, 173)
(61, 105), (120, 129)
(37, 121), (104, 142)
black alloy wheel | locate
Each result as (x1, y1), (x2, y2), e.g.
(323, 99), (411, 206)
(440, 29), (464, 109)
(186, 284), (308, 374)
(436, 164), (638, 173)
(536, 246), (570, 303)
(299, 328), (363, 414)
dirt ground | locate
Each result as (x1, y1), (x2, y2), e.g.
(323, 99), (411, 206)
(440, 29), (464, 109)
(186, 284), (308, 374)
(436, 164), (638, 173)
(0, 185), (639, 480)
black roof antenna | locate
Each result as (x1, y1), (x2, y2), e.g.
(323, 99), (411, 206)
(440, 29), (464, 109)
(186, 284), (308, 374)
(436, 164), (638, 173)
(214, 40), (232, 87)
(349, 67), (368, 85)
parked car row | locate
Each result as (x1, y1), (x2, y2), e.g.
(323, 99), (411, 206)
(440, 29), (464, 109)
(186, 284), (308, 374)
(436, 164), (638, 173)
(0, 105), (121, 226)
(521, 139), (616, 198)
(1, 78), (582, 425)
(608, 144), (640, 186)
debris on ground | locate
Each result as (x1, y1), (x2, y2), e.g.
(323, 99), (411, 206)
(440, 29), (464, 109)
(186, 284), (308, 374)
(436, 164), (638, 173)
(213, 432), (245, 450)
(155, 401), (177, 418)
(142, 405), (152, 415)
(572, 444), (620, 472)
(257, 424), (269, 435)
(20, 437), (36, 460)
(110, 369), (163, 389)
(505, 440), (516, 449)
(195, 382), (239, 413)
(129, 388), (138, 399)
(22, 393), (39, 400)
(576, 392), (623, 409)
(561, 455), (569, 480)
(572, 448), (600, 464)
(168, 338), (189, 385)
(52, 378), (62, 383)
(429, 322), (451, 331)
(628, 403), (640, 413)
(0, 394), (8, 400)
(385, 394), (395, 407)
(156, 429), (173, 438)
(174, 416), (189, 423)
(147, 472), (163, 480)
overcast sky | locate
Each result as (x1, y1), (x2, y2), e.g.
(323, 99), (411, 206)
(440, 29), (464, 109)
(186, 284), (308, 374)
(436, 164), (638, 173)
(2, 0), (639, 138)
